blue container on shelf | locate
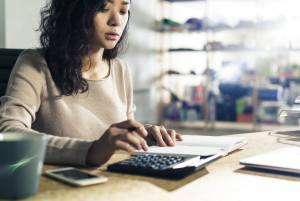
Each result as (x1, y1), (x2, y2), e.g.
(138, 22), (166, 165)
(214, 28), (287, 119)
(258, 89), (282, 101)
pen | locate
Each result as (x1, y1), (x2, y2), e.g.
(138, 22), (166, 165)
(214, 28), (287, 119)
(128, 126), (141, 131)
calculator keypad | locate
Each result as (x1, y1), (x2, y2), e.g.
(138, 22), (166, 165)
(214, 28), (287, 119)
(113, 154), (194, 170)
(108, 153), (222, 177)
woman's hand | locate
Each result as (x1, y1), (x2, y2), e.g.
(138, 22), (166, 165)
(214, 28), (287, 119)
(86, 119), (149, 166)
(143, 125), (184, 147)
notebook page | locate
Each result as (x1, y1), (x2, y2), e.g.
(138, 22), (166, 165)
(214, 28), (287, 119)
(176, 135), (246, 153)
(132, 145), (225, 157)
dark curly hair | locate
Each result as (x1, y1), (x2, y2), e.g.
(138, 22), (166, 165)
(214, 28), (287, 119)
(38, 0), (131, 96)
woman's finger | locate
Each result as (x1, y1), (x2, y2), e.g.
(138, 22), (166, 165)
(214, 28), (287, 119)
(120, 132), (143, 150)
(131, 132), (148, 151)
(159, 126), (175, 146)
(149, 125), (166, 147)
(108, 127), (129, 136)
(176, 133), (184, 141)
(112, 119), (148, 137)
(115, 140), (135, 153)
(167, 129), (176, 144)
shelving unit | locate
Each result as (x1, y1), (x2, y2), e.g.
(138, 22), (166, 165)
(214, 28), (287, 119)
(157, 0), (300, 131)
(157, 0), (212, 129)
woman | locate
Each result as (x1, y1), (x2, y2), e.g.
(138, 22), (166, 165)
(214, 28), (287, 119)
(0, 0), (183, 166)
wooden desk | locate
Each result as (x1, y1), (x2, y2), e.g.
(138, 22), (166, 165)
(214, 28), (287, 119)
(4, 131), (300, 201)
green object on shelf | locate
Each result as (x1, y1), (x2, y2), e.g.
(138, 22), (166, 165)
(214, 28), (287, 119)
(236, 99), (246, 114)
(236, 107), (245, 114)
(162, 19), (181, 26)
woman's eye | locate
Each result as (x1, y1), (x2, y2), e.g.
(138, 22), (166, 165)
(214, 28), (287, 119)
(121, 11), (128, 15)
(100, 9), (109, 13)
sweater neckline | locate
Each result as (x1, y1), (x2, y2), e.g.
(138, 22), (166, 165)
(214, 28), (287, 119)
(85, 59), (112, 82)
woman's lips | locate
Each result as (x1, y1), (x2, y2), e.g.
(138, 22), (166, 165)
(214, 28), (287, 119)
(105, 33), (119, 40)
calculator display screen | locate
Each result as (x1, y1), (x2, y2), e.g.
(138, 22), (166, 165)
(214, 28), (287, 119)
(52, 169), (98, 180)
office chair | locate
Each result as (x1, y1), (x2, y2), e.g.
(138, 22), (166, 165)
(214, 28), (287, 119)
(0, 48), (25, 98)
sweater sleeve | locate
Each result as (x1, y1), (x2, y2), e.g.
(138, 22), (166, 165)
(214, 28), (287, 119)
(123, 62), (136, 120)
(0, 49), (93, 166)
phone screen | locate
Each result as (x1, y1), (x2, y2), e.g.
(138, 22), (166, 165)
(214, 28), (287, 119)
(52, 169), (99, 180)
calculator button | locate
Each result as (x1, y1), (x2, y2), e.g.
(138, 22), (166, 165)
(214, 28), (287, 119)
(167, 161), (173, 165)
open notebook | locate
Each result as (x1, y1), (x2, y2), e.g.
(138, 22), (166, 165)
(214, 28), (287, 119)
(133, 135), (247, 157)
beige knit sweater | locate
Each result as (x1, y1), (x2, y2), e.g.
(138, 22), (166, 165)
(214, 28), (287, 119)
(0, 49), (136, 166)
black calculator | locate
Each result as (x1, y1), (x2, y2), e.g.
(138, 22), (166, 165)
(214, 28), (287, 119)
(107, 153), (222, 177)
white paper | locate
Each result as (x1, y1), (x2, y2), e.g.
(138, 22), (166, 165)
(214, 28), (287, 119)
(177, 135), (246, 152)
(132, 135), (247, 156)
(133, 145), (225, 156)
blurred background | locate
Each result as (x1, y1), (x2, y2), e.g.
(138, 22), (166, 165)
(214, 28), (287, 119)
(1, 0), (300, 135)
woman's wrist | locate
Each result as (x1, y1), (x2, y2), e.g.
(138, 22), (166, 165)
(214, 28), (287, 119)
(86, 141), (97, 166)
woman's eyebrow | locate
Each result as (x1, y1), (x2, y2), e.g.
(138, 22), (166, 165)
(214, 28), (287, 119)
(107, 0), (130, 5)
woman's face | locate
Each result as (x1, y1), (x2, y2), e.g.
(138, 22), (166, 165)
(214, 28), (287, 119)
(91, 0), (130, 50)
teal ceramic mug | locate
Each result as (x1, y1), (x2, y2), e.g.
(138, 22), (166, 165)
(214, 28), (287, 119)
(0, 132), (47, 199)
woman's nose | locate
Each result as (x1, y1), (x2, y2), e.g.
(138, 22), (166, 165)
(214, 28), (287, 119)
(108, 11), (121, 27)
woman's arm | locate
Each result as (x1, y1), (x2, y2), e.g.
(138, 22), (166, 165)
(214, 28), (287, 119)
(0, 50), (94, 166)
(0, 50), (46, 133)
(121, 61), (183, 146)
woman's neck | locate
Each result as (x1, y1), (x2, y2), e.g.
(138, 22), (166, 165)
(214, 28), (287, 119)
(82, 48), (110, 79)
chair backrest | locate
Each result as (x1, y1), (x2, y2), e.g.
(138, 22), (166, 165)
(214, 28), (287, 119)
(0, 48), (25, 97)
